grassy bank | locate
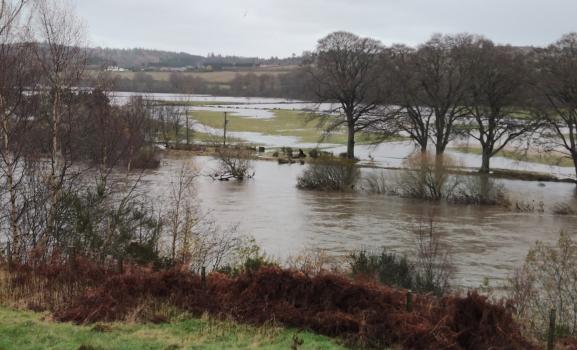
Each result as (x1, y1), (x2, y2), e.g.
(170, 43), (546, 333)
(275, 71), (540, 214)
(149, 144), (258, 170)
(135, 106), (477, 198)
(451, 146), (573, 167)
(0, 307), (345, 350)
(189, 109), (388, 145)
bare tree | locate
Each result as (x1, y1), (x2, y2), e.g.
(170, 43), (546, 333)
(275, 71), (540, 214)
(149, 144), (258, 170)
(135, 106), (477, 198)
(0, 0), (33, 258)
(389, 44), (434, 153)
(308, 31), (387, 159)
(33, 0), (86, 239)
(167, 162), (198, 261)
(415, 34), (473, 157)
(122, 96), (153, 171)
(463, 40), (536, 173)
(534, 33), (577, 179)
(413, 219), (454, 296)
(211, 148), (254, 181)
(156, 105), (180, 147)
(0, 0), (27, 37)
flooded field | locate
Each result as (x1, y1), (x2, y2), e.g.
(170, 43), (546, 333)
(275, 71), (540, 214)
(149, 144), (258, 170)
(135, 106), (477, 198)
(115, 92), (577, 289)
(114, 92), (577, 179)
(141, 154), (577, 289)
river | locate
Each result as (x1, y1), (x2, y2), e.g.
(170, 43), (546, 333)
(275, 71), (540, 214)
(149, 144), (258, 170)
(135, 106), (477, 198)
(140, 154), (577, 290)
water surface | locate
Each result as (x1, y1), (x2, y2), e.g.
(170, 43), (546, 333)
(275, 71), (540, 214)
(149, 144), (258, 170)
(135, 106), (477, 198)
(143, 154), (577, 289)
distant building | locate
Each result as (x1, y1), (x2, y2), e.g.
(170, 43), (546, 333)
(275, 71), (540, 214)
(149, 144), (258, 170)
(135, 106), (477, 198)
(105, 66), (127, 72)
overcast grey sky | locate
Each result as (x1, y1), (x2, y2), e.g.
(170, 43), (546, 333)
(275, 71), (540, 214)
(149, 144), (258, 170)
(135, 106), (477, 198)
(74, 0), (576, 57)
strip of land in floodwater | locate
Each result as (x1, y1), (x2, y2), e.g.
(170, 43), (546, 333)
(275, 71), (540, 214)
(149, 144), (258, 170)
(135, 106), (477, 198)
(451, 146), (574, 168)
(188, 109), (395, 145)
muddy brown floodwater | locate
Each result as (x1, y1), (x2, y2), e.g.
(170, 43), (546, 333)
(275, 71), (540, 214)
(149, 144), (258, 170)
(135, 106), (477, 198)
(139, 153), (577, 289)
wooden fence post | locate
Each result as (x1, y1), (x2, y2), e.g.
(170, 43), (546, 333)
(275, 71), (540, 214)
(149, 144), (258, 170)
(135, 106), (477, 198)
(201, 266), (206, 289)
(6, 241), (12, 271)
(406, 290), (413, 312)
(547, 308), (556, 350)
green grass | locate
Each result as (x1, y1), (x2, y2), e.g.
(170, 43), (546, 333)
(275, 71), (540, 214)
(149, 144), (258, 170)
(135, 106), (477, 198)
(451, 146), (574, 167)
(0, 307), (346, 350)
(189, 109), (392, 145)
(191, 131), (244, 144)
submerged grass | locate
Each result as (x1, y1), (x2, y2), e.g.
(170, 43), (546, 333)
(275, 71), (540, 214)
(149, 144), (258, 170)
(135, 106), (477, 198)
(0, 306), (345, 350)
(188, 109), (388, 145)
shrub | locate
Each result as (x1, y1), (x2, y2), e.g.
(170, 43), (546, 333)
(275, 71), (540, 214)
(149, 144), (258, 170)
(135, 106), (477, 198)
(412, 221), (454, 296)
(451, 175), (509, 206)
(286, 249), (340, 276)
(349, 249), (414, 290)
(514, 200), (544, 213)
(362, 171), (389, 194)
(281, 147), (293, 158)
(508, 232), (577, 339)
(297, 160), (359, 191)
(308, 148), (320, 158)
(212, 148), (254, 181)
(2, 260), (537, 349)
(308, 149), (333, 159)
(129, 146), (161, 170)
(349, 221), (453, 296)
(552, 202), (577, 215)
(218, 245), (278, 276)
(394, 152), (460, 201)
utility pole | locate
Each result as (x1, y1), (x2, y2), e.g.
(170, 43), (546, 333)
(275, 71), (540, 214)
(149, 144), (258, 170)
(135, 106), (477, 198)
(223, 111), (228, 147)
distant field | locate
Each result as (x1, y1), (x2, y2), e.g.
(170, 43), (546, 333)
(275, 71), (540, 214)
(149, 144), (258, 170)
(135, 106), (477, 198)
(189, 109), (390, 145)
(88, 65), (298, 84)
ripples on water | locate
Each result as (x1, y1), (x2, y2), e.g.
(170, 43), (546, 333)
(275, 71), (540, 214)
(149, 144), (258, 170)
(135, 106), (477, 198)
(112, 92), (577, 288)
(142, 154), (577, 289)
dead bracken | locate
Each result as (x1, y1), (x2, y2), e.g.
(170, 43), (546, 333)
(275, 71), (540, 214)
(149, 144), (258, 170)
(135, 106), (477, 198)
(4, 257), (537, 350)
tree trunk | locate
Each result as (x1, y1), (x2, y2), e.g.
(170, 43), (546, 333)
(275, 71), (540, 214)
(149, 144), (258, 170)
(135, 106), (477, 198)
(420, 142), (428, 154)
(2, 99), (19, 259)
(480, 150), (491, 174)
(573, 156), (577, 185)
(48, 88), (62, 239)
(435, 142), (446, 157)
(347, 123), (355, 159)
(479, 173), (490, 204)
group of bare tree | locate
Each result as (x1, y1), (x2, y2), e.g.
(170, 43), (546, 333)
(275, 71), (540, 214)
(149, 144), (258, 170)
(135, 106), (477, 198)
(308, 31), (577, 178)
(0, 0), (260, 272)
(0, 0), (165, 263)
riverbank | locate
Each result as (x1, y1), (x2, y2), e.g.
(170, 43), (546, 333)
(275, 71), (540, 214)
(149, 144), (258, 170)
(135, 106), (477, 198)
(0, 260), (537, 350)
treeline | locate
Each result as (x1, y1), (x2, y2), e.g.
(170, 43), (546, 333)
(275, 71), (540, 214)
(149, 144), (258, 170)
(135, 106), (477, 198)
(0, 0), (262, 275)
(306, 31), (577, 179)
(87, 47), (303, 70)
(81, 69), (313, 100)
(88, 30), (577, 181)
(87, 47), (205, 69)
(0, 0), (195, 265)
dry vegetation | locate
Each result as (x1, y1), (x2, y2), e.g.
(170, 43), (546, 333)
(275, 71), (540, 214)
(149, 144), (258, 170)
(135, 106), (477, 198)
(0, 257), (537, 350)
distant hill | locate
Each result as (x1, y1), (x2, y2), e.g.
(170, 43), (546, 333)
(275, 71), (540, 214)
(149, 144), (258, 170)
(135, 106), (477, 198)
(87, 47), (302, 70)
(87, 48), (205, 69)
